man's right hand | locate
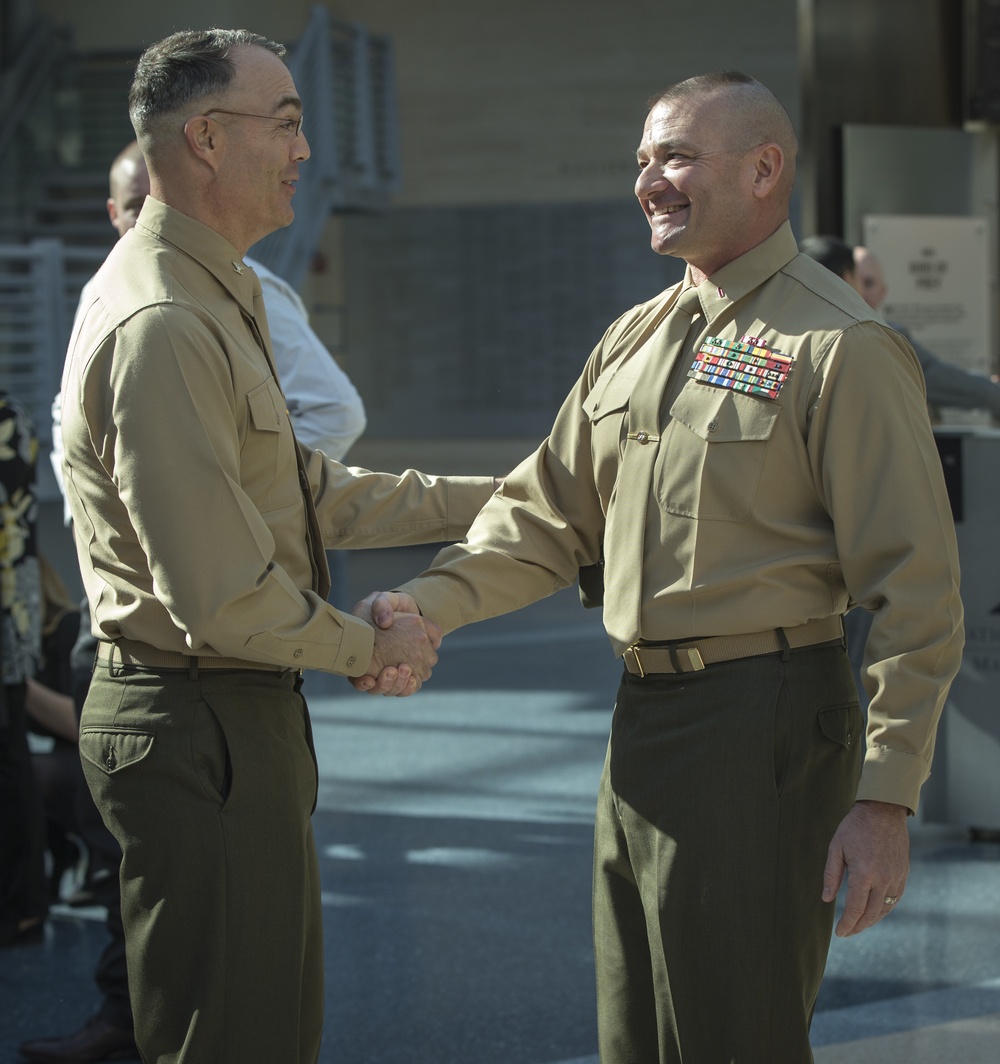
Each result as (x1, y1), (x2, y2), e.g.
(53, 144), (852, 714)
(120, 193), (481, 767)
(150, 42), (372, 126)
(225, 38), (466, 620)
(350, 592), (440, 696)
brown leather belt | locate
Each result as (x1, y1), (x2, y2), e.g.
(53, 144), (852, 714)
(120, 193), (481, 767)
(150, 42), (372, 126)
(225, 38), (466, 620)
(622, 615), (844, 677)
(97, 638), (291, 674)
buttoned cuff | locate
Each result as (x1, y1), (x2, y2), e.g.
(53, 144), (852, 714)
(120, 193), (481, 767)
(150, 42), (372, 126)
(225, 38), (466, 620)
(330, 613), (377, 676)
(855, 745), (930, 815)
(244, 612), (375, 676)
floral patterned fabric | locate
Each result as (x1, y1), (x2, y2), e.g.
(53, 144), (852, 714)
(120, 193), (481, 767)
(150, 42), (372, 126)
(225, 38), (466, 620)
(0, 392), (41, 685)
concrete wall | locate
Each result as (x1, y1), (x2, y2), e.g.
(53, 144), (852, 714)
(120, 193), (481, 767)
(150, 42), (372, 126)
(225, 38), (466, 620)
(306, 0), (801, 470)
(334, 0), (800, 208)
(37, 0), (799, 213)
(35, 0), (799, 480)
(36, 0), (312, 52)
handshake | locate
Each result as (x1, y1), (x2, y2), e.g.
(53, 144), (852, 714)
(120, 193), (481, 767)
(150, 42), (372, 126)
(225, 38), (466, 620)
(349, 591), (441, 697)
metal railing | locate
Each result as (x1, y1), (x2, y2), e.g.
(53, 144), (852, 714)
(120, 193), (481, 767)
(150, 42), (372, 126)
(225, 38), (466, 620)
(0, 17), (73, 242)
(0, 240), (106, 498)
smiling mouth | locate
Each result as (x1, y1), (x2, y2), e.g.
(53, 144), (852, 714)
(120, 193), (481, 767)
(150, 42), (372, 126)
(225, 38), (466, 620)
(651, 204), (687, 217)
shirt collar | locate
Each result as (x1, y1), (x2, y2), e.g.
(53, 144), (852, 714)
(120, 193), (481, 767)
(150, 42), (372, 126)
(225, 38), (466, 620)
(686, 220), (799, 324)
(133, 197), (258, 316)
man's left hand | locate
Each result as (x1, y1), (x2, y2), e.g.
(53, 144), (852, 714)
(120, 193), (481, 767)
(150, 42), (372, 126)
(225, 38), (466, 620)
(822, 799), (909, 937)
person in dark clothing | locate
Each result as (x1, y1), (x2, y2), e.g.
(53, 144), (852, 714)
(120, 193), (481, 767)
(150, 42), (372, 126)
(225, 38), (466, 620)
(0, 391), (46, 949)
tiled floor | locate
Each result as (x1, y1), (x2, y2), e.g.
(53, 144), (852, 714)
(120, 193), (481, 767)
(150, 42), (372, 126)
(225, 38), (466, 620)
(808, 823), (1000, 1062)
(3, 546), (999, 1062)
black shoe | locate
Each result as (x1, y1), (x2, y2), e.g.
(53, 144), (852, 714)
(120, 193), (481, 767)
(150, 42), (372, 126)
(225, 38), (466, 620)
(17, 1016), (139, 1062)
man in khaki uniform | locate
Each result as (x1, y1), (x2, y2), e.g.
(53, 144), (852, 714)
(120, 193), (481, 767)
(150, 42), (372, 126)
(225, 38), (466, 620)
(356, 72), (964, 1062)
(59, 28), (495, 1064)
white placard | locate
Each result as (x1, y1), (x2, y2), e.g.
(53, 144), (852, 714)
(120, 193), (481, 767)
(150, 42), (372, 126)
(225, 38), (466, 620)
(862, 215), (992, 375)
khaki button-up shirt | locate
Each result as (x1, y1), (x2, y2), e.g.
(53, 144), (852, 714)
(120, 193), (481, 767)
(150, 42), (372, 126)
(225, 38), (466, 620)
(398, 222), (964, 812)
(61, 198), (493, 676)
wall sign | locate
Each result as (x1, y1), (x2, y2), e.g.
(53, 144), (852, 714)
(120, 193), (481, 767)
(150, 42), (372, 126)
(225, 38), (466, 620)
(863, 215), (992, 376)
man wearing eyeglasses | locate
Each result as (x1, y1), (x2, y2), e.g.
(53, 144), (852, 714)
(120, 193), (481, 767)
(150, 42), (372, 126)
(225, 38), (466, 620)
(58, 28), (495, 1064)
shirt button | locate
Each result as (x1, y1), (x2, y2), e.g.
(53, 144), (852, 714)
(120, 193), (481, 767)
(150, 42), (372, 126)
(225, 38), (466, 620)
(346, 655), (356, 668)
(293, 648), (303, 660)
(707, 420), (719, 433)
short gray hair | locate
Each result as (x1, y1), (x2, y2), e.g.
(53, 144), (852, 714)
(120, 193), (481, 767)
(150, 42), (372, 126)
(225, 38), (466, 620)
(129, 28), (286, 143)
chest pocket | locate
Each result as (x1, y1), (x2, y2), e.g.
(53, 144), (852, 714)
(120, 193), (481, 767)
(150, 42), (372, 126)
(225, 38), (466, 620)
(243, 378), (299, 512)
(582, 370), (638, 513)
(657, 379), (780, 521)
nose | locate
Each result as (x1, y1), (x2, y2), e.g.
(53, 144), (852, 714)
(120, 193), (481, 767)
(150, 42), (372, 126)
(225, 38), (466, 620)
(638, 159), (676, 201)
(635, 163), (665, 201)
(294, 129), (311, 163)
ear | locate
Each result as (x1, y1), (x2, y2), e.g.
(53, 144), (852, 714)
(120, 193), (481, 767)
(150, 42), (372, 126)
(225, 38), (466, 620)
(750, 143), (784, 199)
(106, 197), (117, 228)
(182, 115), (221, 171)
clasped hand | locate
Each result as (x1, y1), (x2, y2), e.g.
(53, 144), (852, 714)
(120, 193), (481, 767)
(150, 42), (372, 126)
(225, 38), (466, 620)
(350, 591), (438, 696)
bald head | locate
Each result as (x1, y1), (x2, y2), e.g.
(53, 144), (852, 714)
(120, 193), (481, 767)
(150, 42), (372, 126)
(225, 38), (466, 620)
(107, 141), (150, 238)
(853, 246), (888, 310)
(109, 141), (145, 199)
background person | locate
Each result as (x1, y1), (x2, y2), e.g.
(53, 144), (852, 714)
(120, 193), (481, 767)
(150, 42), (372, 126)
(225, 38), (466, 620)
(0, 392), (46, 950)
(58, 140), (368, 506)
(242, 253), (367, 609)
(855, 242), (1000, 416)
(67, 141), (367, 612)
(800, 233), (997, 708)
(800, 236), (1000, 418)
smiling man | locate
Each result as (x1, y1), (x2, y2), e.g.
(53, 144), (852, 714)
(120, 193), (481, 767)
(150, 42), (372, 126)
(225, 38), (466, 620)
(58, 28), (496, 1064)
(357, 71), (964, 1062)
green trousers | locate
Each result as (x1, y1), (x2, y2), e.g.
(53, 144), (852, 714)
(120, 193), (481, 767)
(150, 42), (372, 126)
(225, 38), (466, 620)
(593, 642), (863, 1064)
(79, 665), (322, 1064)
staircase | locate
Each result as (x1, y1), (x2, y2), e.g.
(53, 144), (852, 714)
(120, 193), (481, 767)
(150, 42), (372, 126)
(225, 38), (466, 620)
(16, 53), (137, 249)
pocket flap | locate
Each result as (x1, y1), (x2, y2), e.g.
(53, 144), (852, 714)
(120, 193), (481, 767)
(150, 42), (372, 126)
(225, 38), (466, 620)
(80, 728), (155, 775)
(817, 704), (859, 750)
(246, 379), (283, 433)
(670, 381), (779, 442)
(582, 371), (637, 422)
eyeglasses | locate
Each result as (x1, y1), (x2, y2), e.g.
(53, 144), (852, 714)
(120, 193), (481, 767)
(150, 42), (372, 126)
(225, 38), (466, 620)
(202, 109), (304, 137)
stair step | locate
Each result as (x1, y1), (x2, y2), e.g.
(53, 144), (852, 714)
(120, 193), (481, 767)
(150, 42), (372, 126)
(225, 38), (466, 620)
(16, 225), (115, 250)
(34, 196), (108, 213)
(40, 170), (109, 191)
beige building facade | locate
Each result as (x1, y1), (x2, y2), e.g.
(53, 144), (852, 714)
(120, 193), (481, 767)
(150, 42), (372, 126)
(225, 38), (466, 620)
(31, 1), (800, 475)
(23, 1), (992, 489)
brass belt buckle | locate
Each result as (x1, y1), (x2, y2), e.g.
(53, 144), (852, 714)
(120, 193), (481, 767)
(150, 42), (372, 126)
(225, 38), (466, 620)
(682, 647), (706, 672)
(624, 645), (645, 678)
